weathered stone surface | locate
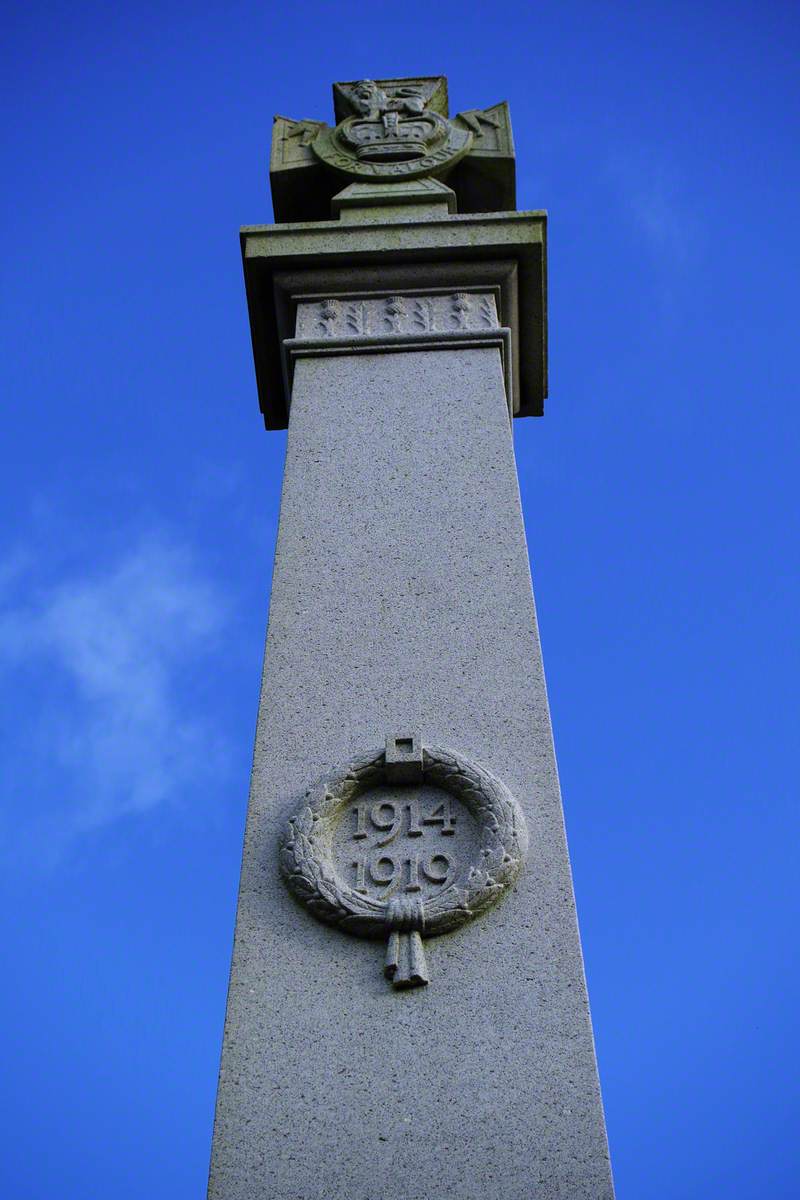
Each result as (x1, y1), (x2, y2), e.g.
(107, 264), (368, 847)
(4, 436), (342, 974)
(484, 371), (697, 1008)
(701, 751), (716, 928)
(209, 75), (613, 1200)
(331, 177), (457, 220)
(207, 342), (614, 1199)
(270, 77), (515, 222)
(241, 210), (547, 428)
(295, 291), (499, 338)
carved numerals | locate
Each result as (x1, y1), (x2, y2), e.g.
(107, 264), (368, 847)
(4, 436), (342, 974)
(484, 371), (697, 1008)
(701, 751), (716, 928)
(352, 797), (457, 842)
(352, 852), (454, 896)
(347, 795), (459, 899)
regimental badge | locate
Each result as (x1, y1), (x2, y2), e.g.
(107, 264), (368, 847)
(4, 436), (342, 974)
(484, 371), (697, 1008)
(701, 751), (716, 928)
(280, 735), (528, 988)
(269, 76), (516, 221)
(311, 79), (473, 181)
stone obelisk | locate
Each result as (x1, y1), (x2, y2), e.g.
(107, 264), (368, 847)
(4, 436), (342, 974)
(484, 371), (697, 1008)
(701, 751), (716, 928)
(208, 76), (614, 1199)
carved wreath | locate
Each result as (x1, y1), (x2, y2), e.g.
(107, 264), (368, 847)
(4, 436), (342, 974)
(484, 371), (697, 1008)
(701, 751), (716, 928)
(280, 743), (528, 989)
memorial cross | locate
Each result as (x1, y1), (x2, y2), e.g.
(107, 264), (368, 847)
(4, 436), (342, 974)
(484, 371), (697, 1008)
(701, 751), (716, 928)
(207, 75), (614, 1200)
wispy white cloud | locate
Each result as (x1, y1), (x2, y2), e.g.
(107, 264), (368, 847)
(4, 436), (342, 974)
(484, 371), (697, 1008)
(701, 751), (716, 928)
(0, 534), (229, 859)
(627, 173), (694, 270)
(607, 147), (704, 309)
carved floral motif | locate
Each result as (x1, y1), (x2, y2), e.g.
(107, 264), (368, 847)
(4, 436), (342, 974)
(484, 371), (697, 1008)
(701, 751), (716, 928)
(479, 296), (495, 328)
(318, 298), (339, 335)
(384, 296), (407, 332)
(412, 298), (433, 332)
(297, 293), (498, 340)
(451, 292), (472, 329)
(345, 301), (367, 336)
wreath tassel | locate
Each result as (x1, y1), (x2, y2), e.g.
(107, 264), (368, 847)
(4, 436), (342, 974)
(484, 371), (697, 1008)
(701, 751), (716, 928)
(384, 896), (429, 989)
(385, 930), (429, 988)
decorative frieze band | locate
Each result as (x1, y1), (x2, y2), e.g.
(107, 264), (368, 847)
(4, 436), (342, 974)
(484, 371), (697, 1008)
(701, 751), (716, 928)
(283, 288), (513, 417)
(295, 292), (499, 340)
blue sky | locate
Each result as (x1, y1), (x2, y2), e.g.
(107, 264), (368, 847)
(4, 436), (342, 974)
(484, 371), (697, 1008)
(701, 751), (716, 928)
(1, 1), (798, 1197)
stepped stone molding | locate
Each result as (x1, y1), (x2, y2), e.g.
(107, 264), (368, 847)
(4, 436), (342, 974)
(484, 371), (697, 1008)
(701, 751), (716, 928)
(284, 289), (514, 417)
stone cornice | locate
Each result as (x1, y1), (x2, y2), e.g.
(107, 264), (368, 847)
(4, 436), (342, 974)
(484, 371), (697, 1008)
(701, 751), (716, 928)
(241, 210), (547, 429)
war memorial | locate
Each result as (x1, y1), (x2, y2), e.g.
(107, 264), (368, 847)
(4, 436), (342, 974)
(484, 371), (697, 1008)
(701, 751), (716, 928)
(207, 75), (615, 1200)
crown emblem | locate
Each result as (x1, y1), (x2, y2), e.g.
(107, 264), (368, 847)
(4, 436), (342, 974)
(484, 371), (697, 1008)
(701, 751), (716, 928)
(310, 77), (472, 182)
(340, 109), (448, 164)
